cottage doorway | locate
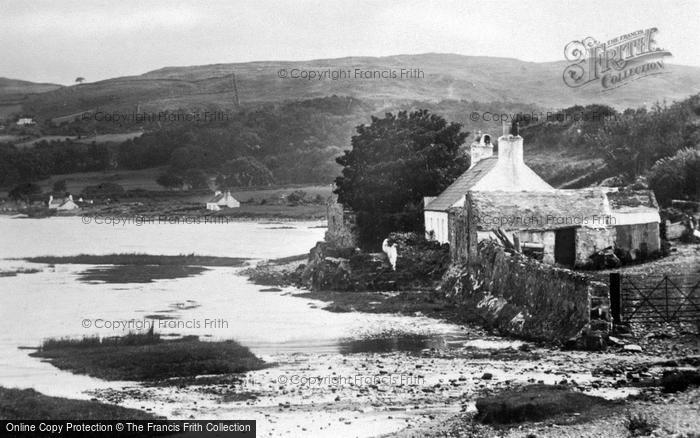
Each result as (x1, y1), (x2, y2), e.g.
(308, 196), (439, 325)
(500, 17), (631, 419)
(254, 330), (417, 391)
(554, 228), (576, 266)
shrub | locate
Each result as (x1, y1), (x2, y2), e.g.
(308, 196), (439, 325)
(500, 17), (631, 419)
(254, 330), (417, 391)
(32, 332), (266, 381)
(9, 182), (41, 201)
(81, 182), (125, 199)
(287, 190), (307, 205)
(625, 412), (658, 437)
(648, 148), (700, 206)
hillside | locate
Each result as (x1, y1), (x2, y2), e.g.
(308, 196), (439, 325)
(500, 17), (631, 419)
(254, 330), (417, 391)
(10, 54), (700, 122)
(0, 78), (63, 118)
(0, 78), (62, 97)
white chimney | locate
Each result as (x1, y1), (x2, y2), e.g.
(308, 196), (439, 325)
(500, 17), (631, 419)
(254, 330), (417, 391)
(68, 194), (73, 202)
(497, 135), (524, 166)
(469, 133), (494, 169)
(48, 195), (53, 207)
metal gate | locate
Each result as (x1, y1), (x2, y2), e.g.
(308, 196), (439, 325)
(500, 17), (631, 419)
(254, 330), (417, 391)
(610, 273), (700, 324)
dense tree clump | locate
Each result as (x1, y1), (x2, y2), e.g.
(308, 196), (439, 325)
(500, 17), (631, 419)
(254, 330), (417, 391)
(335, 110), (469, 248)
(648, 148), (700, 206)
(519, 94), (700, 202)
(0, 96), (370, 188)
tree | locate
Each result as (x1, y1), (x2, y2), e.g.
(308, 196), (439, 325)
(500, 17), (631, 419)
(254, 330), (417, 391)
(170, 146), (205, 170)
(220, 156), (274, 188)
(9, 182), (41, 201)
(75, 77), (85, 84)
(335, 110), (469, 248)
(183, 169), (209, 190)
(648, 147), (700, 206)
(156, 172), (184, 190)
(586, 97), (700, 180)
(52, 179), (67, 193)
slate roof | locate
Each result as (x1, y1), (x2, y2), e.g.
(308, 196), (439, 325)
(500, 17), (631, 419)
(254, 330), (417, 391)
(207, 193), (225, 203)
(468, 189), (611, 231)
(605, 189), (659, 211)
(425, 157), (498, 211)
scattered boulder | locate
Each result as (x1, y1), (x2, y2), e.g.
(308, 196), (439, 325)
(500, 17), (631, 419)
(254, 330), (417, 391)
(623, 344), (643, 353)
(571, 330), (607, 351)
(607, 336), (625, 346)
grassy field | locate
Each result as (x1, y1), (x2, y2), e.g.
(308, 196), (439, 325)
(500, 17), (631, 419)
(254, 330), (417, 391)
(23, 167), (168, 195)
(0, 134), (20, 142)
(31, 332), (266, 381)
(14, 131), (144, 148)
(1, 162), (332, 203)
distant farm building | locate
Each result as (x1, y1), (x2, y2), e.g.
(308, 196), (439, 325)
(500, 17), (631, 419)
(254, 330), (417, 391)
(16, 117), (35, 126)
(424, 134), (553, 243)
(48, 194), (79, 210)
(206, 191), (240, 211)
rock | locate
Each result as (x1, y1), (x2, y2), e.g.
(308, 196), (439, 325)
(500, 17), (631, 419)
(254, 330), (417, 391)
(588, 246), (620, 269)
(623, 344), (643, 352)
(481, 373), (493, 380)
(475, 385), (613, 424)
(607, 336), (625, 346)
(589, 319), (611, 332)
(661, 370), (700, 393)
(581, 331), (607, 351)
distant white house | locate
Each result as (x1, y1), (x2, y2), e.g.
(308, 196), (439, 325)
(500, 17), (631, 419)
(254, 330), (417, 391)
(48, 194), (79, 210)
(206, 191), (240, 211)
(16, 118), (35, 126)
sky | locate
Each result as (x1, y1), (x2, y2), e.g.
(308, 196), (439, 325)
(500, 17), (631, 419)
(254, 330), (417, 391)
(2, 0), (699, 85)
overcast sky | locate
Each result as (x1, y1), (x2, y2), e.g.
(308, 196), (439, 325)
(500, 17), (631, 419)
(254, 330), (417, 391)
(2, 0), (699, 85)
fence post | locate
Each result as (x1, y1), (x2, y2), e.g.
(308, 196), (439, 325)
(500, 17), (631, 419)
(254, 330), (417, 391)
(610, 272), (622, 325)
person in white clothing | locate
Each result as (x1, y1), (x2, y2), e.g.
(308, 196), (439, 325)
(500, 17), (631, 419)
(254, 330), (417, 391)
(382, 238), (398, 270)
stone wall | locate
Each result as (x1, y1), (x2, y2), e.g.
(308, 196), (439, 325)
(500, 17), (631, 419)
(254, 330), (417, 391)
(441, 240), (610, 342)
(449, 200), (615, 269)
(325, 199), (359, 248)
(614, 222), (660, 256)
(574, 227), (615, 268)
(448, 207), (471, 262)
